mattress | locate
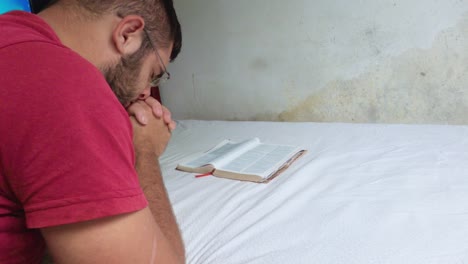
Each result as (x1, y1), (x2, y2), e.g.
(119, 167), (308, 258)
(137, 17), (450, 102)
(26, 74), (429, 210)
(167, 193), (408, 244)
(160, 120), (468, 264)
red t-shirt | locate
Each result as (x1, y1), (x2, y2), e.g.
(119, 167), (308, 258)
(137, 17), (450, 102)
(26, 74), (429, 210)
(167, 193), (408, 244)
(0, 11), (148, 263)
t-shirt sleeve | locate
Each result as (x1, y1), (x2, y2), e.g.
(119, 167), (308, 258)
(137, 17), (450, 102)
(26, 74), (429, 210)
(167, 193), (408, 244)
(0, 42), (148, 228)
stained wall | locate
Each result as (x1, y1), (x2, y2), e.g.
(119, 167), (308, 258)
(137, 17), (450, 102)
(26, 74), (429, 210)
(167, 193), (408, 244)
(162, 0), (468, 124)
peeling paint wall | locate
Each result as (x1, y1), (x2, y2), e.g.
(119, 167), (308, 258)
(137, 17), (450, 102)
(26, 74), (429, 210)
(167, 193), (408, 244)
(163, 0), (468, 124)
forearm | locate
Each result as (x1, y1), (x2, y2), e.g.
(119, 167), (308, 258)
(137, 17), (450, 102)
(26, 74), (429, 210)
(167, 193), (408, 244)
(135, 152), (185, 262)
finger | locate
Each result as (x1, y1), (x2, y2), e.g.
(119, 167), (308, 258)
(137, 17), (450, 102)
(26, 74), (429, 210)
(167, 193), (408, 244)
(169, 120), (177, 131)
(161, 106), (173, 126)
(144, 96), (163, 118)
(128, 115), (142, 127)
(127, 101), (150, 125)
(160, 106), (177, 131)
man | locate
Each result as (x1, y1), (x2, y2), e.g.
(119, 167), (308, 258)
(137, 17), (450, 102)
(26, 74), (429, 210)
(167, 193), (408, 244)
(0, 0), (185, 263)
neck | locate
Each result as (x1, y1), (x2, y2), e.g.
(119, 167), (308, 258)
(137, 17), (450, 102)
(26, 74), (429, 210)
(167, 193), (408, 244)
(38, 4), (119, 68)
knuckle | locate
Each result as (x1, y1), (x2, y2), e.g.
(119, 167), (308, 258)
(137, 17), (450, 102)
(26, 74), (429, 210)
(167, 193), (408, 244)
(146, 97), (161, 106)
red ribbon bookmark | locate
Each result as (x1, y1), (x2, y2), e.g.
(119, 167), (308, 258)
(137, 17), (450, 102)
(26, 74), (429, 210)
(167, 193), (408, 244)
(195, 171), (214, 178)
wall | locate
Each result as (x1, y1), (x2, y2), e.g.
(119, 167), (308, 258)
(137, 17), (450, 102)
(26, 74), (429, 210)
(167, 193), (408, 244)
(162, 0), (468, 124)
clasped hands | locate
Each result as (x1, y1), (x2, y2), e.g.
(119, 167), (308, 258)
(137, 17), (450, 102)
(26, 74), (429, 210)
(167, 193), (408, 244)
(127, 96), (175, 157)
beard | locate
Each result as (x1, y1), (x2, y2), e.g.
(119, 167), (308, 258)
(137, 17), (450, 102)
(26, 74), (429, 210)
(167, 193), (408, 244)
(101, 47), (147, 107)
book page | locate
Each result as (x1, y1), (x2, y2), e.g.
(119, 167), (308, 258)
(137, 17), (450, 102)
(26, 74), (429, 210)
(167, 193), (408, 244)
(181, 138), (260, 168)
(217, 143), (299, 178)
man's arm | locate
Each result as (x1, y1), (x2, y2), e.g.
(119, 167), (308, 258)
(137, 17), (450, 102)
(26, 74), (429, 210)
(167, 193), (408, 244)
(135, 153), (185, 260)
(130, 99), (185, 261)
(41, 100), (184, 263)
(42, 208), (181, 264)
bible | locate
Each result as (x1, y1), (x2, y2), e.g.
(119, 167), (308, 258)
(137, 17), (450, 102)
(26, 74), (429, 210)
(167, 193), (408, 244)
(176, 138), (307, 183)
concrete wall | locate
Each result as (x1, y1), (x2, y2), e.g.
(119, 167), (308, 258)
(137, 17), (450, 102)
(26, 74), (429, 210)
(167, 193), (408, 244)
(162, 0), (468, 124)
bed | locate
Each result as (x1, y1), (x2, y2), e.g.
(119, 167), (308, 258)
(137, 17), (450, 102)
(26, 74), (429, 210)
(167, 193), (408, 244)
(159, 120), (468, 264)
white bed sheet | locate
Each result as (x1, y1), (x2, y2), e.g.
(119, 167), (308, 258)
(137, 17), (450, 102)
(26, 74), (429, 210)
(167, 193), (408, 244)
(160, 120), (468, 264)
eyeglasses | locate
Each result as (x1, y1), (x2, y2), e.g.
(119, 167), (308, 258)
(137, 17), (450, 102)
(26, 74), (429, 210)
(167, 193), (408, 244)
(143, 29), (171, 87)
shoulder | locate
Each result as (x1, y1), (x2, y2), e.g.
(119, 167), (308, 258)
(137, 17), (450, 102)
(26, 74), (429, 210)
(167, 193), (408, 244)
(0, 11), (119, 110)
(0, 11), (61, 48)
(1, 40), (126, 119)
(2, 40), (106, 90)
(0, 40), (132, 157)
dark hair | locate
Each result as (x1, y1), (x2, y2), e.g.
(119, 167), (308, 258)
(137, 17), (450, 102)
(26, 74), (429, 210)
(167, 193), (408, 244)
(47, 0), (182, 61)
(161, 0), (181, 61)
(32, 0), (56, 12)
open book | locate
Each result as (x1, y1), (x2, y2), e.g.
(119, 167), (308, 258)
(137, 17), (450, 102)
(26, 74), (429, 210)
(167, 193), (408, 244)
(176, 138), (307, 183)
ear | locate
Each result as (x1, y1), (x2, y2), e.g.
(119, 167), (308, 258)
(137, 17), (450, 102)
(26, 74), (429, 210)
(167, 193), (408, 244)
(112, 15), (145, 56)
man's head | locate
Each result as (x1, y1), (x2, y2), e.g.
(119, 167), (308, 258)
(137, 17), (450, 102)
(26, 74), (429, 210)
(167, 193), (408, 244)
(44, 0), (182, 106)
